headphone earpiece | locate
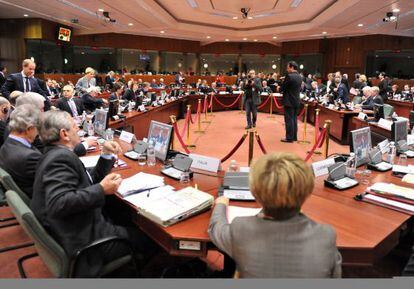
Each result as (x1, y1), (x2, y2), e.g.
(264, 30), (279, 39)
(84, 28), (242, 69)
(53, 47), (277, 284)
(2, 107), (8, 115)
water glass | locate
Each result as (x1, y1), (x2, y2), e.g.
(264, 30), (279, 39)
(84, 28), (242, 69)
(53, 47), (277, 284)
(360, 169), (372, 185)
(97, 138), (105, 151)
(105, 129), (114, 141)
(137, 154), (146, 166)
(398, 153), (408, 166)
(180, 171), (190, 183)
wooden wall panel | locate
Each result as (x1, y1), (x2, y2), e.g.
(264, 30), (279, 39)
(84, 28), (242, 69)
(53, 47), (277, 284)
(200, 42), (281, 54)
(282, 39), (321, 55)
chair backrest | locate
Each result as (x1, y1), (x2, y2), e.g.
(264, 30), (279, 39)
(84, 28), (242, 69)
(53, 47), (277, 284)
(0, 167), (31, 206)
(384, 104), (394, 118)
(5, 190), (70, 278)
(352, 96), (362, 105)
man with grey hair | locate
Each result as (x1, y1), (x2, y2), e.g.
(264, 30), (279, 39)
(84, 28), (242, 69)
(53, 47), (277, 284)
(0, 104), (42, 198)
(16, 92), (45, 111)
(0, 96), (11, 148)
(81, 86), (106, 112)
(31, 110), (157, 276)
(356, 86), (383, 110)
(56, 85), (84, 117)
(75, 67), (96, 95)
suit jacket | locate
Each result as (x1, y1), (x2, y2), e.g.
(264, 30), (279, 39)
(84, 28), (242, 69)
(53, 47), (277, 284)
(281, 72), (302, 108)
(56, 97), (85, 117)
(242, 77), (262, 105)
(1, 72), (46, 99)
(337, 83), (350, 103)
(105, 76), (114, 89)
(81, 93), (104, 112)
(0, 137), (42, 198)
(378, 79), (388, 99)
(75, 76), (96, 94)
(0, 72), (6, 88)
(31, 145), (127, 257)
(209, 204), (342, 278)
(122, 88), (138, 102)
(361, 95), (384, 110)
(0, 120), (7, 148)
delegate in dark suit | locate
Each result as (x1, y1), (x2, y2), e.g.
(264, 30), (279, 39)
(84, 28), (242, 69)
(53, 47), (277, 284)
(281, 71), (302, 141)
(56, 97), (85, 117)
(81, 93), (105, 112)
(0, 120), (6, 148)
(0, 137), (42, 198)
(336, 83), (350, 103)
(0, 71), (6, 88)
(361, 95), (384, 110)
(1, 73), (46, 99)
(242, 76), (262, 128)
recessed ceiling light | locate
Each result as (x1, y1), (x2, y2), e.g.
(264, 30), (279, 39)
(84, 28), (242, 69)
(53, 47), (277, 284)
(206, 36), (211, 39)
(273, 36), (277, 39)
(322, 31), (327, 34)
(247, 16), (253, 20)
(392, 8), (400, 13)
(23, 14), (29, 17)
(160, 30), (165, 34)
(98, 9), (104, 12)
(254, 39), (258, 42)
(232, 16), (238, 20)
(225, 39), (229, 42)
(81, 52), (85, 55)
(128, 23), (133, 26)
(243, 38), (247, 41)
(358, 23), (363, 27)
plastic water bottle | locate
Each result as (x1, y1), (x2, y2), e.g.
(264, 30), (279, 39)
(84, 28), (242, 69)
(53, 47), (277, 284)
(87, 121), (94, 137)
(82, 110), (87, 123)
(147, 141), (156, 166)
(228, 160), (239, 172)
(387, 141), (396, 164)
(345, 153), (357, 178)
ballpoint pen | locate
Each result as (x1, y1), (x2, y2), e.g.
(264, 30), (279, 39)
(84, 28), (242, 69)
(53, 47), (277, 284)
(123, 186), (160, 197)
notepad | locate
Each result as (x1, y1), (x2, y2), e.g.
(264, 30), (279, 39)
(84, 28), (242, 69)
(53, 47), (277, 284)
(369, 182), (414, 201)
(118, 172), (164, 197)
(227, 206), (262, 223)
(364, 194), (414, 213)
(80, 155), (126, 169)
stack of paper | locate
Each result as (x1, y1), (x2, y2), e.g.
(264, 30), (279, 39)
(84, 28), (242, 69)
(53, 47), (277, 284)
(124, 185), (175, 208)
(369, 182), (414, 201)
(227, 206), (262, 223)
(80, 155), (127, 169)
(118, 172), (165, 197)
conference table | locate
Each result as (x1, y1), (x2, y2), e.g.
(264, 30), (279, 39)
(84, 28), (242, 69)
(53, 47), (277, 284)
(352, 117), (391, 146)
(386, 99), (414, 118)
(105, 95), (413, 269)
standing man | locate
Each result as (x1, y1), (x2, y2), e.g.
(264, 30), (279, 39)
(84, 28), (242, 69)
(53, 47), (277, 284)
(1, 59), (46, 99)
(242, 70), (262, 129)
(75, 67), (96, 95)
(378, 72), (388, 102)
(280, 61), (302, 143)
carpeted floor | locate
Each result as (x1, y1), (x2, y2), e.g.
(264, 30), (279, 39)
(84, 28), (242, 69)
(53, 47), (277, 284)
(0, 111), (409, 278)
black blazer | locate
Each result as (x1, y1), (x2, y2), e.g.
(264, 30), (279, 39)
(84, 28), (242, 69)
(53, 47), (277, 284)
(0, 120), (7, 148)
(81, 93), (104, 112)
(122, 88), (138, 101)
(0, 72), (5, 88)
(361, 95), (384, 110)
(281, 72), (302, 108)
(0, 73), (46, 99)
(31, 145), (127, 257)
(0, 137), (42, 198)
(56, 97), (85, 117)
(105, 76), (114, 89)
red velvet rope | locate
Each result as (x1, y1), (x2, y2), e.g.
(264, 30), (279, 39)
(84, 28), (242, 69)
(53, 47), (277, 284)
(256, 95), (271, 109)
(193, 99), (202, 124)
(255, 134), (267, 154)
(208, 93), (213, 109)
(180, 109), (190, 138)
(297, 107), (305, 118)
(213, 93), (242, 109)
(221, 134), (248, 163)
(314, 112), (320, 139)
(172, 122), (190, 154)
(273, 96), (283, 109)
(305, 128), (327, 162)
(203, 96), (208, 113)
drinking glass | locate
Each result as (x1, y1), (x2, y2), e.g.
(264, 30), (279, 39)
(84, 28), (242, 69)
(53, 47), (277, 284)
(398, 153), (408, 166)
(360, 169), (372, 185)
(180, 171), (190, 183)
(137, 154), (146, 166)
(105, 129), (114, 141)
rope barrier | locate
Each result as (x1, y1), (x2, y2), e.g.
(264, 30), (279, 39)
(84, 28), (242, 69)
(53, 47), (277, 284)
(193, 99), (202, 124)
(256, 95), (271, 110)
(255, 133), (267, 154)
(221, 133), (248, 163)
(314, 111), (320, 139)
(172, 121), (190, 154)
(203, 96), (208, 114)
(213, 93), (242, 109)
(297, 107), (305, 118)
(180, 109), (190, 138)
(208, 93), (213, 109)
(305, 128), (327, 162)
(273, 96), (283, 110)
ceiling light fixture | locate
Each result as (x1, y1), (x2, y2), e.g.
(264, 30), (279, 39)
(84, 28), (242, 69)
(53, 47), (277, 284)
(392, 9), (400, 13)
(232, 16), (238, 20)
(383, 11), (398, 22)
(206, 36), (211, 39)
(98, 8), (104, 12)
(241, 8), (250, 19)
(273, 36), (277, 39)
(225, 39), (229, 41)
(254, 39), (258, 42)
(291, 0), (303, 8)
(247, 16), (253, 20)
(358, 23), (363, 27)
(23, 14), (29, 17)
(128, 23), (133, 26)
(186, 0), (198, 8)
(322, 31), (327, 34)
(160, 30), (165, 34)
(243, 38), (248, 41)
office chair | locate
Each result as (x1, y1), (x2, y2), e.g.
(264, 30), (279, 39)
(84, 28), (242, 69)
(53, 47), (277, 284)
(352, 96), (362, 105)
(383, 104), (394, 118)
(6, 190), (139, 278)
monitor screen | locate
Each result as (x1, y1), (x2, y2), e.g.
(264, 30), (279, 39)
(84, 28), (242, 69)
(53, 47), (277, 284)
(58, 27), (72, 42)
(108, 99), (119, 119)
(392, 119), (408, 143)
(147, 121), (173, 162)
(350, 127), (372, 167)
(373, 104), (384, 121)
(139, 54), (150, 61)
(94, 108), (108, 136)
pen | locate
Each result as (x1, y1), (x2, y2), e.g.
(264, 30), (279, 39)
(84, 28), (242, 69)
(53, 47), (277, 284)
(123, 186), (160, 197)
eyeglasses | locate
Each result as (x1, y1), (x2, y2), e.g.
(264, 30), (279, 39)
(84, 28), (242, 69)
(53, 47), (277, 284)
(62, 90), (71, 92)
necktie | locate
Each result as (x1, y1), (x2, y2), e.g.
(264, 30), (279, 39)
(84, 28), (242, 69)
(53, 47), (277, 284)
(24, 77), (30, 92)
(68, 99), (78, 117)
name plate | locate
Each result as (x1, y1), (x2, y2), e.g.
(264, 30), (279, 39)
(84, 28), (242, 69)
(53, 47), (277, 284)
(219, 91), (227, 95)
(377, 118), (393, 131)
(189, 153), (221, 173)
(358, 112), (367, 120)
(328, 104), (335, 109)
(261, 92), (269, 96)
(311, 158), (336, 177)
(119, 130), (134, 144)
(138, 105), (146, 112)
(233, 91), (243, 94)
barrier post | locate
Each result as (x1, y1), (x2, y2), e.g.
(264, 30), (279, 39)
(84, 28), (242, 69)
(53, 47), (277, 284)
(202, 95), (211, 123)
(313, 108), (322, 155)
(267, 94), (275, 118)
(194, 99), (205, 134)
(209, 93), (215, 117)
(248, 130), (254, 166)
(186, 105), (196, 148)
(169, 115), (176, 150)
(297, 104), (310, 144)
(323, 120), (332, 159)
(239, 92), (244, 114)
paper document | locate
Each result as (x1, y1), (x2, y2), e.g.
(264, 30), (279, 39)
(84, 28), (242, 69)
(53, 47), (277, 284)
(392, 165), (414, 175)
(80, 155), (126, 169)
(223, 189), (255, 201)
(364, 194), (414, 213)
(376, 162), (393, 171)
(124, 185), (175, 207)
(369, 182), (414, 201)
(118, 172), (164, 197)
(239, 167), (250, 173)
(333, 177), (358, 189)
(227, 206), (262, 223)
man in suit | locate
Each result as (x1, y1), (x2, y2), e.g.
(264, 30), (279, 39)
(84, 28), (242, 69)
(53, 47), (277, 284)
(56, 85), (84, 117)
(0, 96), (11, 148)
(1, 59), (46, 99)
(31, 110), (156, 276)
(280, 61), (302, 142)
(105, 71), (115, 90)
(333, 76), (350, 104)
(82, 86), (107, 112)
(0, 66), (6, 88)
(242, 70), (262, 129)
(75, 67), (96, 95)
(0, 104), (41, 198)
(355, 86), (383, 111)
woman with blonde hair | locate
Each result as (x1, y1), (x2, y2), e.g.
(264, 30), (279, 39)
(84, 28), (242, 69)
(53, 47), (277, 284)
(209, 152), (342, 278)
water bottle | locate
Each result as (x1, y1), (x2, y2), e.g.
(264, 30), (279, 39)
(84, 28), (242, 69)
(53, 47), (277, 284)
(345, 153), (357, 178)
(147, 141), (156, 166)
(387, 141), (396, 164)
(82, 110), (87, 123)
(87, 121), (94, 137)
(228, 160), (239, 172)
